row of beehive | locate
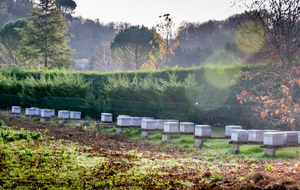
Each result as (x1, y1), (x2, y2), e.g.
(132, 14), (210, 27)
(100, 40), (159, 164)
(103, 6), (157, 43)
(118, 116), (300, 146)
(12, 106), (300, 146)
(230, 128), (300, 146)
(117, 115), (239, 136)
(11, 106), (81, 120)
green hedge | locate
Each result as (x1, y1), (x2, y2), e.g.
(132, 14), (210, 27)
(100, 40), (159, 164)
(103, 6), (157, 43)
(0, 65), (258, 127)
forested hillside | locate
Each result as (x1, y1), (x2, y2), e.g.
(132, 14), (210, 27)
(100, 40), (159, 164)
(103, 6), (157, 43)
(0, 0), (243, 71)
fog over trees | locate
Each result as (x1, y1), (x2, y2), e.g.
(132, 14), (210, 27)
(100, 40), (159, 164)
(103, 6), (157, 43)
(0, 0), (249, 70)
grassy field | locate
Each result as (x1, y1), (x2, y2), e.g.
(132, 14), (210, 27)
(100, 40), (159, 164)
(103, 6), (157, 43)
(1, 116), (300, 189)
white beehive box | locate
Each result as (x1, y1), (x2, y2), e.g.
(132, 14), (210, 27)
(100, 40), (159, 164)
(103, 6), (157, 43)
(41, 109), (52, 118)
(30, 107), (38, 115)
(180, 122), (194, 133)
(263, 132), (284, 145)
(130, 117), (142, 126)
(25, 108), (36, 116)
(117, 117), (131, 126)
(164, 122), (179, 133)
(142, 119), (156, 130)
(225, 125), (242, 137)
(282, 131), (298, 145)
(298, 131), (300, 144)
(248, 130), (264, 142)
(70, 111), (81, 120)
(35, 108), (41, 116)
(231, 129), (249, 142)
(58, 110), (70, 119)
(12, 106), (21, 114)
(155, 120), (165, 130)
(48, 109), (55, 117)
(195, 125), (211, 137)
(101, 113), (113, 122)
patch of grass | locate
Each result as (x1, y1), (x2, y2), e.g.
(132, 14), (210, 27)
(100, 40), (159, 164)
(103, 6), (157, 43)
(123, 128), (141, 137)
(148, 133), (162, 140)
(30, 117), (40, 122)
(239, 145), (264, 154)
(98, 125), (116, 132)
(179, 136), (194, 144)
(276, 147), (299, 158)
(204, 139), (231, 149)
(211, 126), (226, 137)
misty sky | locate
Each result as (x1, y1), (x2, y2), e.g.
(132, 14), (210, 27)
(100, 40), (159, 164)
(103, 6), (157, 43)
(73, 0), (247, 28)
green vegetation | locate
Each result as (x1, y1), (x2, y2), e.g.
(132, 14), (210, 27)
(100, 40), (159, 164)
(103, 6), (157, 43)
(0, 125), (42, 141)
(111, 26), (161, 70)
(18, 0), (73, 68)
(1, 118), (300, 189)
(0, 125), (107, 189)
(0, 65), (255, 127)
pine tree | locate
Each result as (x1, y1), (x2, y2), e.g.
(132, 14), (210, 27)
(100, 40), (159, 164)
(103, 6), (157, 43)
(18, 0), (73, 68)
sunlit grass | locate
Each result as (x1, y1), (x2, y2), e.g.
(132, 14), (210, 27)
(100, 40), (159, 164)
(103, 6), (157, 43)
(96, 125), (300, 161)
(0, 136), (106, 189)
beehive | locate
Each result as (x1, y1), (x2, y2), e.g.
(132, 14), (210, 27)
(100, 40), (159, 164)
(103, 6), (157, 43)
(179, 122), (194, 133)
(41, 109), (52, 118)
(117, 116), (131, 126)
(225, 125), (242, 137)
(58, 110), (70, 119)
(101, 113), (113, 122)
(141, 119), (156, 130)
(263, 132), (284, 145)
(231, 129), (249, 142)
(70, 111), (81, 120)
(30, 107), (38, 115)
(130, 117), (142, 126)
(164, 122), (179, 133)
(11, 106), (21, 114)
(248, 130), (264, 142)
(35, 108), (41, 116)
(25, 108), (35, 116)
(194, 125), (211, 137)
(282, 131), (298, 145)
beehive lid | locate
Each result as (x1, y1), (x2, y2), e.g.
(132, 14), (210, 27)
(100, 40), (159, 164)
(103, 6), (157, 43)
(231, 129), (248, 133)
(195, 125), (211, 129)
(264, 132), (284, 136)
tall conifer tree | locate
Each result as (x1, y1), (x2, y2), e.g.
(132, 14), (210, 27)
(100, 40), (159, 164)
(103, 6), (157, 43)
(18, 0), (73, 68)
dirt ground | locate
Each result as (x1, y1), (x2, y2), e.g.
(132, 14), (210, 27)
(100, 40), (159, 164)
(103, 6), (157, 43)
(1, 112), (300, 189)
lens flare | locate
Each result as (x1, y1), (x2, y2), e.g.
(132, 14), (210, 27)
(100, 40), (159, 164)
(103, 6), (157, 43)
(204, 67), (231, 89)
(202, 67), (235, 111)
(234, 20), (265, 53)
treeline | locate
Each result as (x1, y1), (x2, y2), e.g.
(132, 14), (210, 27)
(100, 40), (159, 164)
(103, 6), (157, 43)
(0, 65), (245, 99)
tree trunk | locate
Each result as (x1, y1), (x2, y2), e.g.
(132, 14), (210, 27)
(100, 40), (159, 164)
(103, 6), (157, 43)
(135, 46), (139, 70)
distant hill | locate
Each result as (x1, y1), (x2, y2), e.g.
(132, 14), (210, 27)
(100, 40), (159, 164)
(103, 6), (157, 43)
(2, 0), (245, 69)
